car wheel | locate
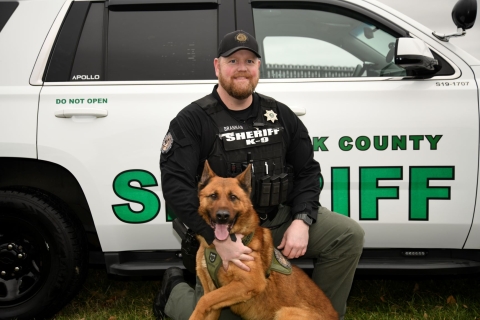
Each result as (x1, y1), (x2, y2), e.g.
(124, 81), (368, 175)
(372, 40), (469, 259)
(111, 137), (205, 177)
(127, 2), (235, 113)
(0, 188), (88, 319)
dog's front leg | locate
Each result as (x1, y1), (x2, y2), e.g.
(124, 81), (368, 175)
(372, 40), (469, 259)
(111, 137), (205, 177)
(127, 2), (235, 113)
(189, 280), (264, 320)
(194, 251), (221, 320)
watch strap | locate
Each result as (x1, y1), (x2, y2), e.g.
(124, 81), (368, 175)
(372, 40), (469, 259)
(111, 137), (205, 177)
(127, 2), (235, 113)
(294, 213), (313, 226)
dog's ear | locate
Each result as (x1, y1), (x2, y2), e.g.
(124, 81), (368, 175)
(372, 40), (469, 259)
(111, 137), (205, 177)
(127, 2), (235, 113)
(198, 160), (216, 191)
(236, 164), (252, 196)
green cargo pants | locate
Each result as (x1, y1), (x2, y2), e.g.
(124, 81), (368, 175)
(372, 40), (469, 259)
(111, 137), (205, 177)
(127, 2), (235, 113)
(165, 206), (365, 319)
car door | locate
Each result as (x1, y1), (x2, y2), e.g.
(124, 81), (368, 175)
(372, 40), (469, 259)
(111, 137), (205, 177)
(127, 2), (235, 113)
(37, 0), (235, 252)
(237, 0), (478, 249)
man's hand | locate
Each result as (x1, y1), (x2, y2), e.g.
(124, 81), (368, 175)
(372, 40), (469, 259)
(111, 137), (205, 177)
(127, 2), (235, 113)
(213, 234), (254, 271)
(277, 220), (309, 259)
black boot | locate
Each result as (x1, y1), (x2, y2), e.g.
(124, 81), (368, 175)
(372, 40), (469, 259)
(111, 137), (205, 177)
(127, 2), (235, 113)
(153, 267), (186, 320)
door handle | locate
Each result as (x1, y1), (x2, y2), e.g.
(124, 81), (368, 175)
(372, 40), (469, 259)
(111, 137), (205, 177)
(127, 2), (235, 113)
(55, 108), (108, 118)
(289, 106), (306, 116)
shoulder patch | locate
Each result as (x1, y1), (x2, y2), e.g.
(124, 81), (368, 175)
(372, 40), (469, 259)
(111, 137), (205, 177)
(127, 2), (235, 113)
(205, 247), (222, 288)
(269, 247), (292, 275)
(274, 247), (291, 269)
(161, 132), (174, 154)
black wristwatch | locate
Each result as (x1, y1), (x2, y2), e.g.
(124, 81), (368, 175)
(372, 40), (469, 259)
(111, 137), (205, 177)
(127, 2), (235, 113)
(294, 213), (313, 226)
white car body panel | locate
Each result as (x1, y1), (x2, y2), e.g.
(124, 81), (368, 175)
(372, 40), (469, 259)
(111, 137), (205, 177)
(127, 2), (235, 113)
(0, 0), (65, 158)
(256, 76), (477, 249)
(28, 0), (480, 252)
(465, 65), (480, 250)
(38, 83), (217, 250)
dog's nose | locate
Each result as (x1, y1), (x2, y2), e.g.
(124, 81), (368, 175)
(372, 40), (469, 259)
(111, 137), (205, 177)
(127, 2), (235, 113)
(216, 210), (230, 223)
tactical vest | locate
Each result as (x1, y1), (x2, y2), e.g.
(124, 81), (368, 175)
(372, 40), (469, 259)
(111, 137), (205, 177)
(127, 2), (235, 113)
(194, 93), (290, 211)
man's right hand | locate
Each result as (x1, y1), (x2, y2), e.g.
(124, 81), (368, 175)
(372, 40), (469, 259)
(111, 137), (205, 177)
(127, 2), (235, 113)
(213, 234), (253, 271)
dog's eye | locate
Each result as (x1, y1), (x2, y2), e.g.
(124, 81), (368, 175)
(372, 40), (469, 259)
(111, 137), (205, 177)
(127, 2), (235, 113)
(209, 193), (217, 200)
(230, 194), (238, 201)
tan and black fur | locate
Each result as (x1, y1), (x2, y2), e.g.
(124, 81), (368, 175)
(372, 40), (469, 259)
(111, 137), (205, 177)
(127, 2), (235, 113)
(190, 161), (338, 320)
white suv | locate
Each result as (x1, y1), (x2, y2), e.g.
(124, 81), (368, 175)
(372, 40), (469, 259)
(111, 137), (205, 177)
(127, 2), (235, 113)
(0, 0), (479, 318)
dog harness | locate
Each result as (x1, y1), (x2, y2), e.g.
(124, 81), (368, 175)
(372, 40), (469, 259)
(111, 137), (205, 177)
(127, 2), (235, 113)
(204, 233), (292, 289)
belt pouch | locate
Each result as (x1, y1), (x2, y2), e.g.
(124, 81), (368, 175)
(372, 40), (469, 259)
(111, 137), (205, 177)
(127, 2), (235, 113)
(279, 173), (289, 204)
(269, 175), (280, 206)
(258, 175), (271, 207)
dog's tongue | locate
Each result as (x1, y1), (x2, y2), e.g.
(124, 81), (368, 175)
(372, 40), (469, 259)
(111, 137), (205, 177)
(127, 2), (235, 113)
(214, 224), (229, 241)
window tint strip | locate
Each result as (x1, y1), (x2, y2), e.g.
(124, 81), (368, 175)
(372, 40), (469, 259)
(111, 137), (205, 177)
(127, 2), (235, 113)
(45, 2), (90, 82)
(108, 0), (218, 5)
(218, 0), (235, 38)
(0, 2), (19, 33)
(235, 0), (255, 36)
(71, 3), (105, 81)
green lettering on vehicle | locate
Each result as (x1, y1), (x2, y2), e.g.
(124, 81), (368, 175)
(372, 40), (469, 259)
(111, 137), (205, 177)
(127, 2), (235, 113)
(112, 170), (160, 223)
(359, 167), (402, 220)
(409, 166), (454, 220)
(313, 137), (329, 151)
(392, 135), (406, 150)
(373, 136), (388, 151)
(356, 136), (371, 151)
(426, 135), (442, 150)
(409, 135), (424, 150)
(339, 136), (353, 151)
(331, 167), (350, 217)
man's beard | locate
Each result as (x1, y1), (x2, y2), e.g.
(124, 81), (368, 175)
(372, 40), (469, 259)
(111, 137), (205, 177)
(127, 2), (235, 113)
(219, 72), (259, 100)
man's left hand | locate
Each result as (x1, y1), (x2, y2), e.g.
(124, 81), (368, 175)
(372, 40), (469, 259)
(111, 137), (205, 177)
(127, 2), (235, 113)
(277, 220), (309, 259)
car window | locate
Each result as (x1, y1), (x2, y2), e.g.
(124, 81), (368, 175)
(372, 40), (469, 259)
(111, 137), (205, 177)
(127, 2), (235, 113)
(262, 36), (362, 78)
(46, 2), (218, 82)
(45, 2), (90, 82)
(253, 6), (406, 78)
(107, 4), (217, 81)
(70, 2), (104, 81)
(0, 2), (18, 33)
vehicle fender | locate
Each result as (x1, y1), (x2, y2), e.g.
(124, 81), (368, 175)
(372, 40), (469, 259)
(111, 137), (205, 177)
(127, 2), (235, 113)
(464, 65), (480, 249)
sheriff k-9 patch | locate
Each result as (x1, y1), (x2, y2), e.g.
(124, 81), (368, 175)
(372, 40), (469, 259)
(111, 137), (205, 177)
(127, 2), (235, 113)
(219, 127), (284, 151)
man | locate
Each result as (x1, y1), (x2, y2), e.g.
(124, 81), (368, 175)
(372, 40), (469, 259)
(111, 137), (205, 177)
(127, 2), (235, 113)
(156, 30), (364, 320)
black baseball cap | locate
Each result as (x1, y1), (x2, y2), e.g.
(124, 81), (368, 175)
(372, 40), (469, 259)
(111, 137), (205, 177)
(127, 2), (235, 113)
(217, 30), (261, 58)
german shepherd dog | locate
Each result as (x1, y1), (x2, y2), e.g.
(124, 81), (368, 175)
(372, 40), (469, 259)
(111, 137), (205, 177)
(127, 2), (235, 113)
(190, 161), (338, 320)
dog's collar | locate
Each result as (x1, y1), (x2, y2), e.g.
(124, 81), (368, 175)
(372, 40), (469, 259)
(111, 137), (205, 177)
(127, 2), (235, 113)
(242, 232), (254, 246)
(230, 232), (254, 245)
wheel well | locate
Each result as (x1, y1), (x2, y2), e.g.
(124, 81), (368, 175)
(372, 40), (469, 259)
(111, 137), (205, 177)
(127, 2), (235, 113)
(0, 158), (100, 249)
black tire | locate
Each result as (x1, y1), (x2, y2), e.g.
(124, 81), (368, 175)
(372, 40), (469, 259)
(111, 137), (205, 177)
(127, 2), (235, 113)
(0, 188), (88, 320)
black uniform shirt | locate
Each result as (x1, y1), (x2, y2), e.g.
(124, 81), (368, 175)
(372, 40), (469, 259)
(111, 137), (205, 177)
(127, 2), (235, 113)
(160, 85), (321, 244)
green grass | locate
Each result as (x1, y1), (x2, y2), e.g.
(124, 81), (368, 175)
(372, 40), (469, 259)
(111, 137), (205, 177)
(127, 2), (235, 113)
(54, 267), (161, 320)
(54, 267), (480, 320)
(347, 275), (480, 319)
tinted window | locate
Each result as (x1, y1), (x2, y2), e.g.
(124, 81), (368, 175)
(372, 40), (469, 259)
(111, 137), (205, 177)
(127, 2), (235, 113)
(71, 2), (105, 81)
(253, 6), (406, 78)
(0, 2), (18, 33)
(107, 4), (217, 81)
(45, 2), (90, 82)
(46, 3), (218, 82)
(431, 51), (455, 76)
